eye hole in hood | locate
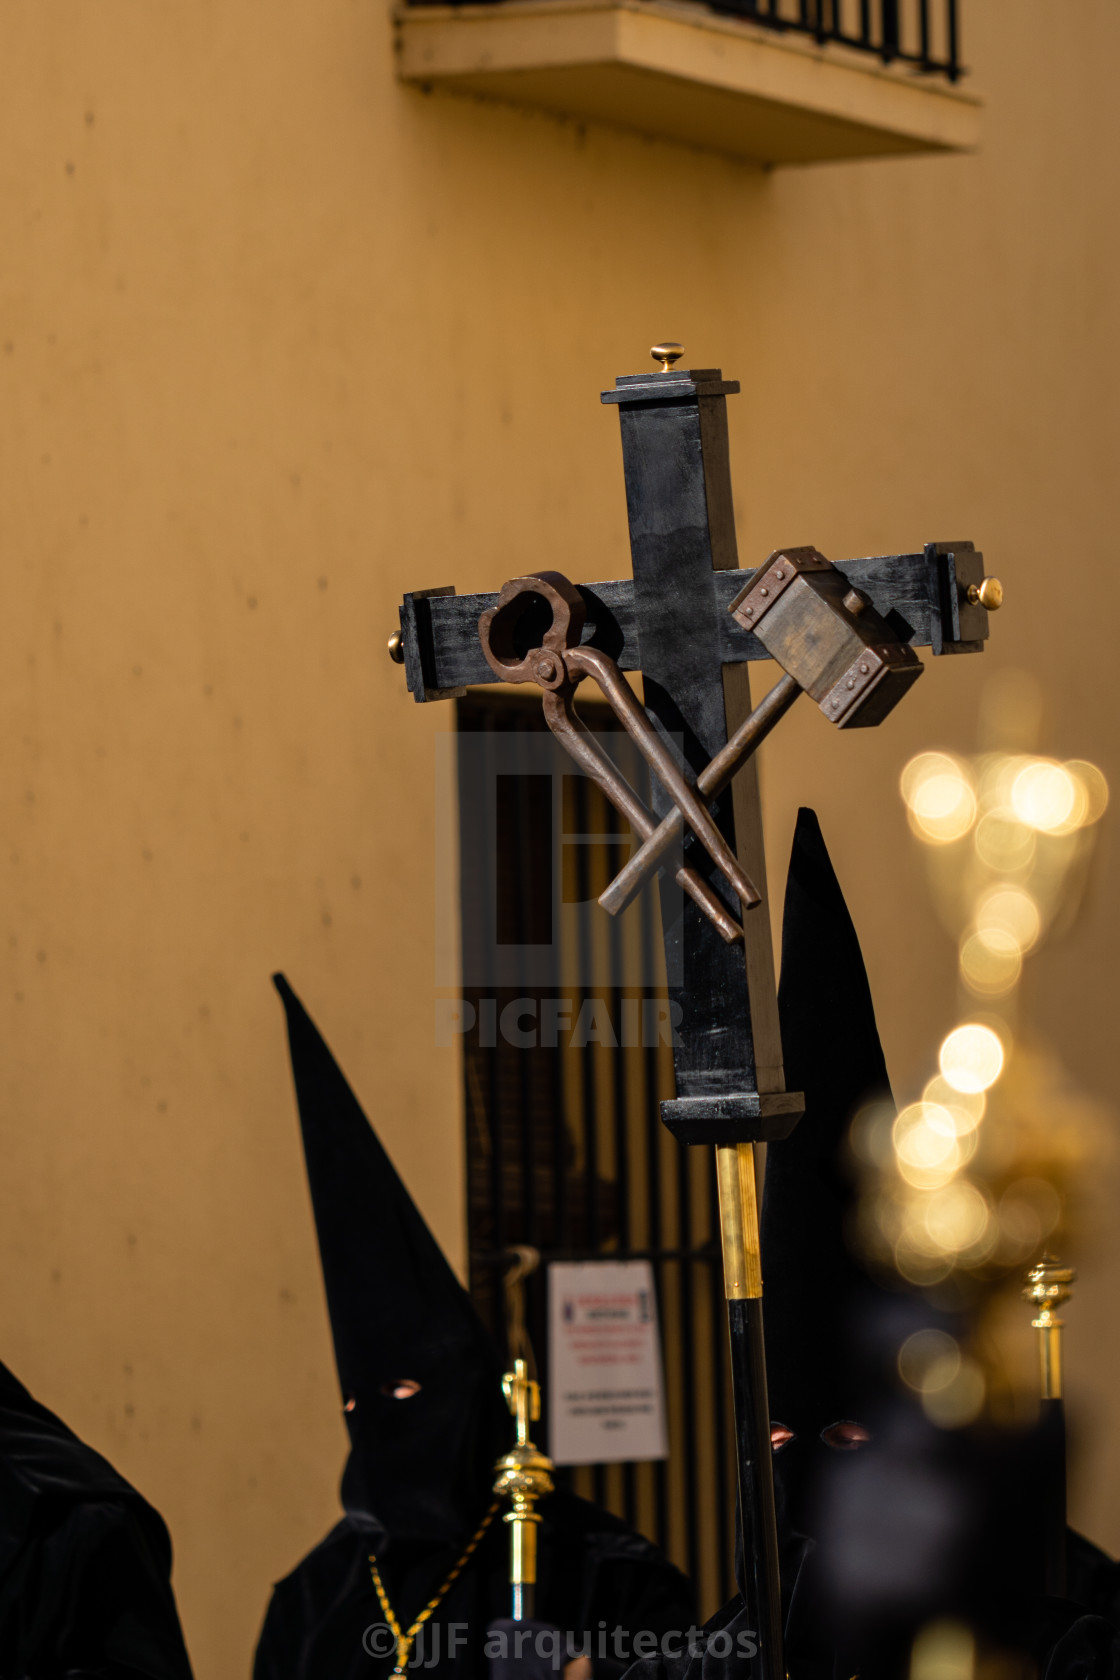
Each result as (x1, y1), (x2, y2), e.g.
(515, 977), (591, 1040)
(820, 1420), (872, 1451)
(380, 1379), (422, 1400)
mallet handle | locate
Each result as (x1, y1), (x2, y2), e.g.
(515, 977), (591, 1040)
(600, 673), (801, 918)
(541, 689), (745, 945)
(567, 645), (761, 913)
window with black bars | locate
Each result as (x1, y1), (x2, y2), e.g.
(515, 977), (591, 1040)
(457, 690), (738, 1617)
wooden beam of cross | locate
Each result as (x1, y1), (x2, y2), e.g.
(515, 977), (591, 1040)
(395, 545), (992, 705)
(390, 352), (999, 1680)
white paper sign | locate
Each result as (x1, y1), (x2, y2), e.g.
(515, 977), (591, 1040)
(547, 1260), (669, 1466)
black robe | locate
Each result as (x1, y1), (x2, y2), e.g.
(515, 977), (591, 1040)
(619, 813), (1120, 1680)
(254, 1488), (694, 1680)
(618, 1528), (1120, 1680)
(0, 1358), (194, 1680)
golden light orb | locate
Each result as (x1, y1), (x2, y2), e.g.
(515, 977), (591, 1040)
(973, 811), (1036, 872)
(911, 1620), (976, 1680)
(1066, 759), (1109, 825)
(1011, 760), (1079, 832)
(922, 1357), (986, 1428)
(976, 885), (1041, 951)
(901, 753), (977, 844)
(939, 1024), (1004, 1094)
(959, 928), (1023, 996)
(849, 1101), (896, 1167)
(893, 1103), (963, 1188)
(898, 1329), (961, 1392)
(920, 1076), (985, 1134)
(923, 1180), (992, 1255)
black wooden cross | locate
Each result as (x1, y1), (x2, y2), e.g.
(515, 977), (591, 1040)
(393, 355), (996, 1678)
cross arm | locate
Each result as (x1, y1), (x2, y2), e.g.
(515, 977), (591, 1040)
(395, 542), (990, 702)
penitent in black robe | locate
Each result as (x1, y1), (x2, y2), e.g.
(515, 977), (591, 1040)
(255, 1490), (692, 1680)
(622, 811), (1120, 1680)
(256, 977), (694, 1680)
(0, 1358), (194, 1680)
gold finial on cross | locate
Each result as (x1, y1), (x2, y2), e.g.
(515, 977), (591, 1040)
(502, 1358), (540, 1447)
(1023, 1253), (1076, 1400)
(495, 1359), (554, 1620)
(651, 342), (684, 372)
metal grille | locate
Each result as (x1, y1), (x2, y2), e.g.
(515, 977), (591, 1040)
(408, 0), (963, 81)
(715, 0), (962, 78)
(457, 690), (737, 1617)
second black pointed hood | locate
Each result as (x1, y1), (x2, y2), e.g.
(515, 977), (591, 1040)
(274, 974), (510, 1550)
(761, 809), (897, 1538)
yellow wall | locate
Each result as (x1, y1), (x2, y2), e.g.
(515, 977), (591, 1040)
(1, 3), (1118, 1675)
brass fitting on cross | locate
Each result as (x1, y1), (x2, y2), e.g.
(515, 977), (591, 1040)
(967, 577), (1004, 611)
(1023, 1253), (1076, 1400)
(716, 1143), (764, 1301)
(651, 342), (684, 373)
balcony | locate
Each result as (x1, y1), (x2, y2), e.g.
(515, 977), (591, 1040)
(396, 0), (980, 166)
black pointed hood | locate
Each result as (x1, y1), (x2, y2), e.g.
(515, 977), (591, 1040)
(761, 809), (897, 1537)
(757, 815), (1093, 1672)
(274, 974), (510, 1551)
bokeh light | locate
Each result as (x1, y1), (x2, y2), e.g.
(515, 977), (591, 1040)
(920, 1076), (985, 1134)
(975, 885), (1041, 951)
(910, 1620), (976, 1680)
(1011, 760), (1078, 833)
(849, 1101), (896, 1168)
(901, 753), (977, 843)
(857, 700), (1109, 1300)
(898, 1329), (960, 1392)
(857, 1027), (1103, 1290)
(923, 1180), (993, 1256)
(893, 1103), (967, 1189)
(959, 928), (1022, 995)
(939, 1025), (1004, 1094)
(973, 810), (1035, 872)
(903, 731), (1106, 1008)
(1066, 760), (1109, 825)
(921, 1356), (986, 1428)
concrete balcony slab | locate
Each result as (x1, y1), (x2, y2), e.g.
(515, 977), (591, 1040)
(396, 0), (981, 164)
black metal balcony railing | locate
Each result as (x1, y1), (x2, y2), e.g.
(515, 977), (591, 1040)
(415, 0), (964, 85)
(694, 0), (961, 78)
